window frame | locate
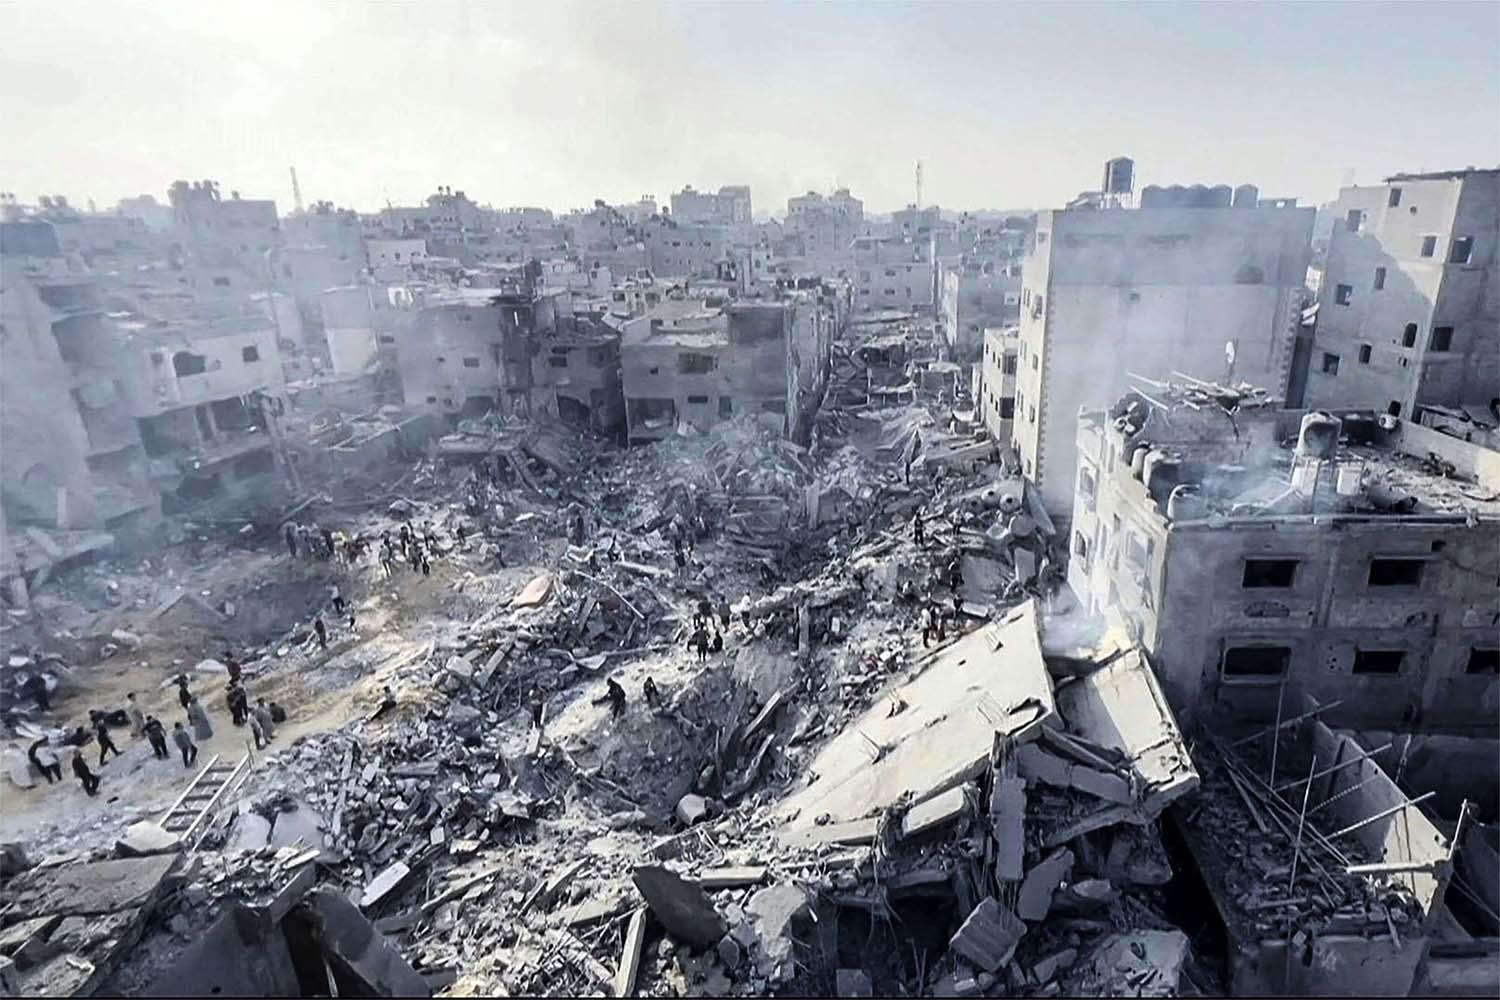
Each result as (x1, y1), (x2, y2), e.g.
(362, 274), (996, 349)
(1221, 644), (1292, 684)
(1242, 558), (1298, 589)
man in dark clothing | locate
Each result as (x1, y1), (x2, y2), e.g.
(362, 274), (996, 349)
(421, 557), (431, 577)
(716, 596), (732, 631)
(172, 722), (198, 767)
(690, 627), (709, 663)
(227, 683), (248, 727)
(527, 686), (545, 731)
(22, 673), (49, 713)
(321, 527), (336, 557)
(643, 676), (661, 709)
(709, 630), (724, 654)
(313, 617), (328, 650)
(176, 675), (192, 710)
(96, 719), (123, 765)
(284, 522), (299, 558)
(143, 716), (170, 759)
(223, 651), (242, 685)
(913, 510), (925, 546)
(594, 678), (627, 719)
(29, 738), (61, 783)
(72, 753), (100, 796)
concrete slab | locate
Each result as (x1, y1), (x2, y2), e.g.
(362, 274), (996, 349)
(948, 897), (1026, 973)
(307, 887), (430, 996)
(1053, 649), (1198, 820)
(632, 865), (725, 950)
(777, 600), (1054, 833)
(5, 855), (179, 918)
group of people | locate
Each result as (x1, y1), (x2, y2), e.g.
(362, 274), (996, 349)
(216, 657), (285, 750)
(686, 597), (731, 663)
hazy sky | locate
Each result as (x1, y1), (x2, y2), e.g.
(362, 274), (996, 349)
(3, 0), (1497, 216)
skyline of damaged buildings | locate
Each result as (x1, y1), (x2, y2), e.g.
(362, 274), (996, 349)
(1, 155), (1497, 996)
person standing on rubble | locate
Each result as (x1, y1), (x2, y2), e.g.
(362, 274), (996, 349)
(226, 682), (246, 727)
(71, 751), (100, 796)
(175, 674), (193, 710)
(223, 651), (243, 685)
(595, 678), (626, 719)
(709, 630), (724, 655)
(172, 722), (198, 768)
(643, 676), (661, 709)
(527, 685), (546, 733)
(313, 617), (328, 650)
(186, 694), (213, 741)
(125, 692), (146, 738)
(143, 715), (169, 759)
(95, 717), (123, 766)
(28, 737), (61, 783)
(284, 522), (299, 558)
(330, 585), (346, 616)
(254, 699), (277, 743)
(248, 708), (267, 750)
(22, 673), (49, 713)
(913, 510), (926, 547)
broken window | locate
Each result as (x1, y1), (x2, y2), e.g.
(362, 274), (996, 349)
(463, 357), (481, 368)
(687, 394), (709, 405)
(1358, 344), (1372, 364)
(172, 351), (207, 377)
(1078, 465), (1097, 502)
(1373, 266), (1386, 290)
(1368, 557), (1424, 587)
(678, 352), (715, 375)
(1449, 236), (1473, 264)
(379, 334), (395, 344)
(241, 345), (260, 363)
(547, 355), (567, 368)
(1242, 558), (1297, 589)
(1321, 352), (1340, 375)
(1430, 326), (1453, 352)
(1073, 531), (1090, 560)
(1352, 649), (1405, 675)
(1388, 188), (1402, 207)
(1027, 405), (1036, 423)
(718, 397), (733, 419)
(1002, 354), (1017, 375)
(1466, 648), (1500, 675)
(1419, 235), (1437, 258)
(1402, 323), (1418, 347)
(999, 397), (1014, 419)
(1222, 645), (1291, 680)
(1334, 284), (1353, 306)
(1345, 210), (1361, 232)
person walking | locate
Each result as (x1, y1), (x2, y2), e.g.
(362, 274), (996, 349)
(186, 695), (213, 741)
(313, 617), (328, 650)
(172, 722), (199, 768)
(72, 752), (100, 796)
(143, 715), (170, 759)
(253, 699), (276, 743)
(176, 674), (192, 710)
(527, 686), (545, 732)
(95, 718), (123, 766)
(125, 692), (146, 738)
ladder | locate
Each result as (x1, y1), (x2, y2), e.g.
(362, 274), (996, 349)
(158, 753), (251, 844)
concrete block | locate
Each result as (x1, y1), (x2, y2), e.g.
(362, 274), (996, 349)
(949, 897), (1026, 973)
(632, 865), (725, 950)
(1018, 848), (1074, 922)
(747, 883), (811, 939)
(306, 886), (430, 996)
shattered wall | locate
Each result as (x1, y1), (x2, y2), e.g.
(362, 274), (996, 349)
(399, 302), (503, 413)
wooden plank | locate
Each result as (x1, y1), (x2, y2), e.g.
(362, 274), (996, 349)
(614, 907), (647, 998)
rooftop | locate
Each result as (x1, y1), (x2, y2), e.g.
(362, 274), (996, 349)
(621, 298), (729, 347)
(1382, 167), (1500, 183)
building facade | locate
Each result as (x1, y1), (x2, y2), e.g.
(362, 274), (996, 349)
(1068, 392), (1499, 733)
(976, 327), (1018, 444)
(1013, 200), (1314, 517)
(1300, 169), (1499, 420)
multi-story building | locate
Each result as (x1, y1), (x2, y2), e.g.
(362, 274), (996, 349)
(784, 188), (866, 275)
(168, 180), (281, 283)
(670, 185), (752, 227)
(1068, 386), (1499, 732)
(939, 264), (1021, 361)
(366, 237), (430, 277)
(851, 236), (935, 314)
(0, 222), (158, 538)
(1013, 193), (1314, 517)
(640, 216), (734, 279)
(974, 327), (1018, 443)
(618, 287), (839, 445)
(1298, 168), (1499, 421)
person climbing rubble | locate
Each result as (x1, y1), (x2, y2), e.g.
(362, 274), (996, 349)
(913, 509), (926, 546)
(330, 584), (346, 616)
(95, 716), (122, 766)
(143, 715), (169, 759)
(125, 692), (145, 738)
(187, 694), (213, 741)
(922, 604), (946, 647)
(71, 751), (100, 796)
(643, 676), (661, 709)
(313, 617), (328, 650)
(172, 722), (198, 768)
(690, 624), (709, 663)
(28, 737), (61, 783)
(176, 674), (193, 710)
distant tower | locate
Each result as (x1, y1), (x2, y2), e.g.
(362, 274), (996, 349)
(915, 161), (923, 211)
(1102, 156), (1134, 208)
(290, 166), (304, 215)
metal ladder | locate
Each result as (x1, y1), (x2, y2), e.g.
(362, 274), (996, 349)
(158, 753), (251, 844)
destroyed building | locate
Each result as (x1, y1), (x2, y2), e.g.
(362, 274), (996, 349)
(1012, 191), (1315, 518)
(975, 326), (1019, 444)
(939, 264), (1021, 362)
(618, 289), (838, 445)
(166, 180), (282, 298)
(0, 222), (159, 547)
(1067, 381), (1500, 731)
(1296, 167), (1500, 427)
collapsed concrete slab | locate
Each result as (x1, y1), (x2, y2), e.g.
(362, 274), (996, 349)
(633, 865), (726, 951)
(776, 600), (1055, 837)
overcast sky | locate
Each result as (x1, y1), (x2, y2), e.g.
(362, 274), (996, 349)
(3, 0), (1497, 217)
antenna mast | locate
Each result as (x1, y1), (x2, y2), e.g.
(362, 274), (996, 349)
(915, 160), (923, 210)
(290, 166), (304, 215)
